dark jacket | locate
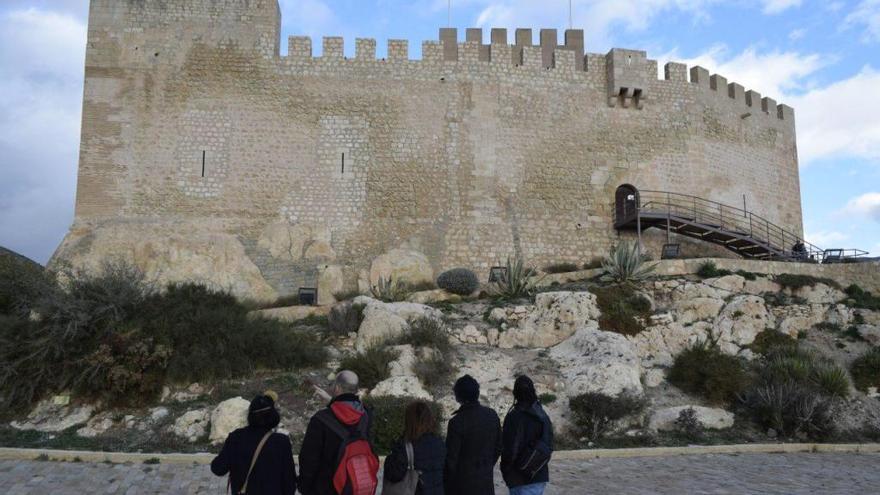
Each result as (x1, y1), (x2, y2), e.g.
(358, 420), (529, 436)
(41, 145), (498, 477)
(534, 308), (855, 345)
(210, 426), (296, 495)
(298, 394), (370, 495)
(500, 402), (554, 488)
(384, 433), (446, 495)
(444, 401), (502, 495)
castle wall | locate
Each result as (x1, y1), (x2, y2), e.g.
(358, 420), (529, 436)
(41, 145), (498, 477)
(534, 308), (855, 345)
(56, 0), (804, 301)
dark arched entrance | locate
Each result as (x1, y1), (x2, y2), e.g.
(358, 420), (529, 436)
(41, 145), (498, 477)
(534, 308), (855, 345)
(614, 184), (639, 226)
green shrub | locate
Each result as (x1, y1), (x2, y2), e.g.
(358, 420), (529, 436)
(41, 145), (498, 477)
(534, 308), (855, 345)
(762, 292), (807, 307)
(0, 249), (55, 318)
(370, 277), (411, 302)
(775, 274), (840, 291)
(674, 407), (704, 442)
(741, 381), (834, 439)
(851, 347), (880, 392)
(569, 392), (646, 441)
(668, 341), (750, 405)
(395, 317), (452, 356)
(813, 322), (842, 333)
(436, 268), (479, 296)
(338, 346), (400, 390)
(365, 396), (444, 455)
(413, 352), (456, 392)
(590, 285), (652, 336)
(489, 256), (538, 300)
(811, 364), (851, 398)
(748, 330), (797, 355)
(538, 393), (557, 405)
(327, 301), (366, 336)
(844, 285), (880, 310)
(542, 262), (579, 274)
(602, 242), (657, 285)
(696, 261), (731, 279)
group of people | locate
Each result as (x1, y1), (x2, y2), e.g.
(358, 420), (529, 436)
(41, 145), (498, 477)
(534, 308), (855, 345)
(211, 371), (554, 495)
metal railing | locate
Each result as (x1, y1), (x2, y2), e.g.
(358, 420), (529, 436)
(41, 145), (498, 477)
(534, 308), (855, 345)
(614, 190), (868, 263)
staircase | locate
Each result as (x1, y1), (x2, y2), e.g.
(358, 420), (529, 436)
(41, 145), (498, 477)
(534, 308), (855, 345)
(613, 190), (824, 262)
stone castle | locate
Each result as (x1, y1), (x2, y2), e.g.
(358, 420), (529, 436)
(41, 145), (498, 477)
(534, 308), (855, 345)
(52, 0), (803, 303)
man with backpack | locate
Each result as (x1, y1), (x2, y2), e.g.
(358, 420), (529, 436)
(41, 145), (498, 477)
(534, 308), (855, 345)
(444, 375), (502, 495)
(299, 370), (379, 495)
(500, 375), (554, 495)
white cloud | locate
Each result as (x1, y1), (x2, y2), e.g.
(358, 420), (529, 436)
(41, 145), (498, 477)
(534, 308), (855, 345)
(788, 28), (806, 40)
(788, 67), (880, 163)
(660, 44), (824, 100)
(761, 0), (802, 14)
(804, 230), (849, 247)
(842, 192), (880, 222)
(279, 0), (340, 41)
(0, 8), (86, 263)
(844, 0), (880, 42)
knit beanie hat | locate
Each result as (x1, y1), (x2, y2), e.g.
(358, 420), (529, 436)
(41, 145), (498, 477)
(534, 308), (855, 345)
(513, 375), (538, 405)
(453, 374), (480, 403)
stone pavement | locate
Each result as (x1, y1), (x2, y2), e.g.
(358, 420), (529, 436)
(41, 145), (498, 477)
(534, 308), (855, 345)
(1, 453), (877, 494)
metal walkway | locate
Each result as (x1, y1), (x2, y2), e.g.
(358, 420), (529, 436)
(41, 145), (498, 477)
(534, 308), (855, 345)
(613, 189), (867, 263)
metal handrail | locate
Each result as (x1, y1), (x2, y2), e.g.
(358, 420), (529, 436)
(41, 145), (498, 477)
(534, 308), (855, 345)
(613, 189), (868, 263)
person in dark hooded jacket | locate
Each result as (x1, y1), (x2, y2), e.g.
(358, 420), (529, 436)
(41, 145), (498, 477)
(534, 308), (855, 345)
(384, 400), (446, 495)
(211, 391), (297, 495)
(500, 376), (554, 495)
(444, 374), (502, 495)
(298, 371), (371, 495)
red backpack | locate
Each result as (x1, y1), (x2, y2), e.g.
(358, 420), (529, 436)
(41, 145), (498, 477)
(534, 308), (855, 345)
(316, 408), (379, 495)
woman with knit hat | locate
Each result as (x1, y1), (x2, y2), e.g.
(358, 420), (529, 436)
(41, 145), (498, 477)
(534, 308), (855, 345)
(500, 376), (554, 495)
(211, 391), (297, 494)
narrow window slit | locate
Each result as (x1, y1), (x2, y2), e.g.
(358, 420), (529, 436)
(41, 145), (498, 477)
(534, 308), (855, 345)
(201, 151), (206, 177)
(341, 152), (345, 174)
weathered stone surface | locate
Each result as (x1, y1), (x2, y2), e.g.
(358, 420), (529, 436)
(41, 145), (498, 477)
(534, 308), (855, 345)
(857, 325), (880, 346)
(257, 221), (309, 261)
(454, 324), (489, 345)
(76, 415), (114, 438)
(792, 284), (846, 305)
(371, 375), (432, 400)
(713, 296), (773, 354)
(648, 406), (735, 431)
(317, 264), (344, 305)
(171, 409), (210, 443)
(743, 277), (781, 295)
(629, 321), (707, 368)
(387, 345), (417, 377)
(304, 240), (337, 261)
(707, 275), (745, 293)
(825, 305), (853, 327)
(354, 297), (443, 351)
(11, 400), (95, 433)
(210, 397), (250, 444)
(776, 305), (824, 338)
(550, 324), (643, 397)
(674, 297), (724, 325)
(499, 292), (601, 348)
(253, 304), (331, 322)
(406, 289), (462, 305)
(369, 249), (433, 287)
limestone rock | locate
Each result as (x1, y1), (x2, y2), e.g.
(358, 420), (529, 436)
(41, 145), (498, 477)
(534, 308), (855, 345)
(354, 297), (443, 351)
(825, 305), (853, 327)
(253, 304), (331, 322)
(643, 369), (665, 388)
(707, 275), (745, 293)
(210, 397), (250, 444)
(857, 325), (880, 346)
(406, 289), (462, 305)
(499, 292), (601, 349)
(387, 345), (417, 377)
(305, 240), (337, 261)
(257, 221), (308, 261)
(11, 399), (95, 433)
(454, 324), (488, 345)
(713, 296), (773, 354)
(549, 324), (643, 397)
(76, 414), (114, 438)
(171, 409), (210, 443)
(792, 283), (845, 305)
(317, 264), (344, 305)
(743, 277), (781, 295)
(149, 407), (170, 423)
(776, 305), (824, 338)
(674, 297), (724, 325)
(648, 406), (734, 431)
(371, 375), (432, 400)
(369, 249), (433, 287)
(629, 321), (708, 368)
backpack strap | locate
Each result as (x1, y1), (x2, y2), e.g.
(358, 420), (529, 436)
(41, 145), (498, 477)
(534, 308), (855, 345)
(239, 431), (273, 494)
(315, 409), (352, 439)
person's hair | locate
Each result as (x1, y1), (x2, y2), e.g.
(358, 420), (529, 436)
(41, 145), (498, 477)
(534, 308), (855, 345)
(335, 370), (359, 394)
(513, 375), (538, 406)
(453, 374), (480, 403)
(248, 394), (281, 429)
(403, 401), (437, 442)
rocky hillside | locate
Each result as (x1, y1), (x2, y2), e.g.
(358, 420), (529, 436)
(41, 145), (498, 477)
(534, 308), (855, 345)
(4, 262), (880, 453)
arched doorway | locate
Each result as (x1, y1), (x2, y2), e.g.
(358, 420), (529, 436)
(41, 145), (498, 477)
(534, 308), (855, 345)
(615, 184), (639, 225)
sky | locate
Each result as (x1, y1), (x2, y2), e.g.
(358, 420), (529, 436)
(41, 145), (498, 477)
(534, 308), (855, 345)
(0, 0), (879, 264)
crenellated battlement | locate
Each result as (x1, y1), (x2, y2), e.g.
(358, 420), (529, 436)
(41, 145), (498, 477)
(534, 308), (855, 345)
(278, 28), (792, 122)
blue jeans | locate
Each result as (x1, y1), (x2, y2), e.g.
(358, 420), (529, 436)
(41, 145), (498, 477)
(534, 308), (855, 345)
(510, 483), (547, 495)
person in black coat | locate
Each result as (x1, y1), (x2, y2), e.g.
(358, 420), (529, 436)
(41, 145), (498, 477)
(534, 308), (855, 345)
(444, 374), (502, 495)
(211, 392), (297, 495)
(501, 376), (554, 495)
(384, 401), (446, 495)
(298, 370), (372, 495)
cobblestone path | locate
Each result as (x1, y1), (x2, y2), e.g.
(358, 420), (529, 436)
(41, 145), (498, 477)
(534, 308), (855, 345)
(1, 453), (877, 494)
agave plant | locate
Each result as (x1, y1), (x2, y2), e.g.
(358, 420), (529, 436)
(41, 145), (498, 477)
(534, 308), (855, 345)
(491, 255), (540, 299)
(370, 277), (410, 302)
(601, 242), (657, 286)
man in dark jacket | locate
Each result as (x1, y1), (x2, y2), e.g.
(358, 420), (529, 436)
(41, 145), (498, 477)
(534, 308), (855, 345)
(501, 376), (554, 495)
(298, 370), (370, 495)
(444, 374), (502, 495)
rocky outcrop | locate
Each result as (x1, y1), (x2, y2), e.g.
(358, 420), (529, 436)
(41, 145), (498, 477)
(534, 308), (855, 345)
(257, 221), (335, 262)
(209, 397), (249, 444)
(791, 283), (845, 305)
(171, 409), (211, 442)
(550, 324), (643, 398)
(648, 406), (735, 431)
(629, 317), (708, 368)
(371, 375), (432, 400)
(317, 264), (344, 306)
(498, 292), (601, 349)
(252, 304), (331, 322)
(407, 289), (461, 305)
(354, 297), (443, 351)
(11, 399), (95, 433)
(713, 296), (773, 355)
(367, 249), (433, 288)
